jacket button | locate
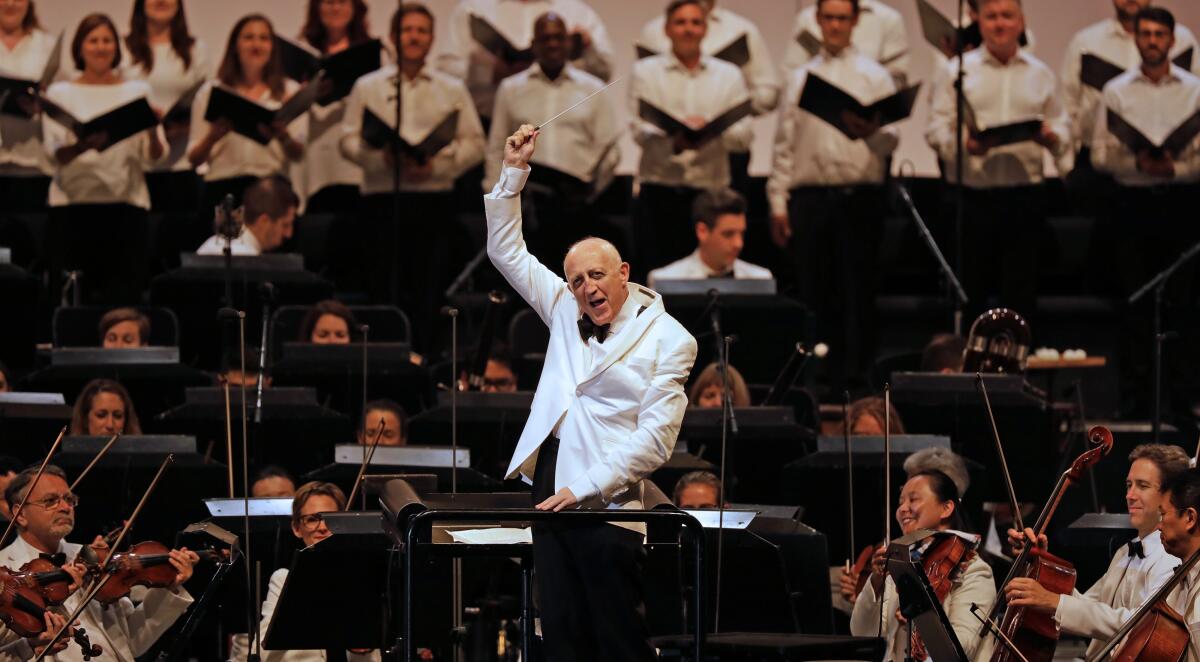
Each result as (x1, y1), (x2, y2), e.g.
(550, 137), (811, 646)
(575, 388), (582, 397)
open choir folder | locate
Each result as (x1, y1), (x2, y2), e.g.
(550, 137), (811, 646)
(162, 78), (206, 126)
(636, 33), (750, 67)
(39, 96), (158, 151)
(361, 107), (459, 162)
(0, 30), (63, 118)
(637, 97), (752, 147)
(470, 14), (585, 62)
(1106, 107), (1200, 157)
(798, 72), (920, 139)
(915, 0), (1026, 53)
(276, 36), (382, 104)
(963, 98), (1043, 147)
(1081, 48), (1194, 91)
(203, 77), (322, 145)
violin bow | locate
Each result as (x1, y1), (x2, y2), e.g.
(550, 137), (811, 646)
(34, 454), (175, 661)
(978, 373), (1025, 534)
(0, 426), (67, 547)
(878, 384), (892, 639)
(843, 391), (855, 570)
(67, 434), (120, 493)
(346, 419), (387, 511)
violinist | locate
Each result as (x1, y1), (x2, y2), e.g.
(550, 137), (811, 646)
(844, 469), (996, 662)
(0, 465), (198, 661)
(1004, 444), (1189, 658)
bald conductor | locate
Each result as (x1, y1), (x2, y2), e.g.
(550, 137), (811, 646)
(485, 124), (698, 661)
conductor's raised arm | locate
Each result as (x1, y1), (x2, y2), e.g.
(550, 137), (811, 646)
(484, 124), (566, 325)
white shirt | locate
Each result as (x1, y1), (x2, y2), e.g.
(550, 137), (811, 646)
(340, 64), (485, 195)
(0, 29), (59, 175)
(636, 7), (780, 116)
(1167, 562), (1200, 662)
(437, 0), (614, 118)
(630, 53), (753, 190)
(42, 79), (163, 208)
(1055, 530), (1179, 659)
(1091, 66), (1200, 186)
(647, 249), (772, 289)
(926, 47), (1071, 188)
(768, 47), (899, 216)
(783, 0), (909, 85)
(121, 40), (211, 172)
(187, 79), (307, 183)
(486, 63), (619, 190)
(0, 535), (193, 662)
(1061, 18), (1199, 151)
(196, 226), (263, 256)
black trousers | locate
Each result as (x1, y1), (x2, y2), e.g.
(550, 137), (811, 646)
(634, 183), (704, 279)
(785, 185), (886, 392)
(0, 174), (50, 212)
(49, 203), (147, 305)
(531, 437), (654, 662)
(956, 185), (1045, 320)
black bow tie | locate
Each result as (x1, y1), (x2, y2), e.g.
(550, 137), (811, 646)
(1128, 540), (1145, 560)
(578, 316), (610, 343)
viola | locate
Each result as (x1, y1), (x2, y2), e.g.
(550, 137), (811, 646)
(922, 533), (975, 602)
(0, 566), (48, 638)
(849, 544), (876, 597)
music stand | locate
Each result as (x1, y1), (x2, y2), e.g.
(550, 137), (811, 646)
(886, 530), (969, 662)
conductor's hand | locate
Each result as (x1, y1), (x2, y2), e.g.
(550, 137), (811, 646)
(535, 487), (577, 512)
(503, 124), (538, 169)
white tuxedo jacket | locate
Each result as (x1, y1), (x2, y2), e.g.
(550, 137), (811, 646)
(486, 165), (698, 509)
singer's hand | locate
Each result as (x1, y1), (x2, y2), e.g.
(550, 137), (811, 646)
(769, 213), (791, 248)
(504, 124), (538, 169)
(535, 487), (577, 512)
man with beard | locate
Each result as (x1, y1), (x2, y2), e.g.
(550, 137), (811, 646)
(0, 466), (197, 661)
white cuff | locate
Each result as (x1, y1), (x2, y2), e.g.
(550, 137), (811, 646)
(487, 164), (531, 199)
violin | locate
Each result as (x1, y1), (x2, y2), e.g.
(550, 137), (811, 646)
(0, 566), (49, 638)
(91, 542), (222, 605)
(910, 532), (980, 660)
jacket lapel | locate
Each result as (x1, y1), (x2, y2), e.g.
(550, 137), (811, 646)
(578, 285), (664, 386)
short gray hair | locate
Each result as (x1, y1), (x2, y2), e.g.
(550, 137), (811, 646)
(904, 448), (970, 498)
(5, 465), (68, 511)
(673, 471), (721, 505)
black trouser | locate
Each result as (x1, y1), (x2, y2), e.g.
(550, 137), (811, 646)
(49, 203), (147, 305)
(531, 437), (654, 662)
(785, 185), (886, 393)
(956, 184), (1045, 320)
(0, 174), (50, 212)
(1066, 148), (1122, 295)
(634, 183), (704, 279)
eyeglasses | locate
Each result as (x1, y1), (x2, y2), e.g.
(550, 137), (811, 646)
(297, 513), (330, 530)
(28, 494), (79, 510)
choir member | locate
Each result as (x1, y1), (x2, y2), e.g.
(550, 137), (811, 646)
(926, 0), (1070, 319)
(99, 306), (151, 348)
(440, 0), (613, 124)
(687, 362), (750, 409)
(630, 0), (752, 273)
(672, 470), (722, 509)
(358, 399), (407, 447)
(340, 4), (484, 348)
(44, 13), (164, 304)
(783, 0), (909, 85)
(121, 0), (210, 215)
(299, 299), (356, 345)
(0, 465), (198, 662)
(195, 174), (298, 255)
(70, 377), (143, 436)
(187, 14), (304, 216)
(647, 188), (771, 288)
(485, 11), (620, 271)
(0, 0), (56, 210)
(769, 0), (898, 391)
(295, 0), (370, 214)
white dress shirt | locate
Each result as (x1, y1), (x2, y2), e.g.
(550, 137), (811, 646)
(636, 7), (780, 116)
(485, 62), (619, 190)
(850, 550), (995, 662)
(767, 47), (899, 217)
(1055, 530), (1179, 658)
(1166, 561), (1200, 662)
(437, 0), (614, 118)
(187, 80), (307, 183)
(42, 79), (164, 208)
(340, 64), (485, 195)
(1091, 65), (1200, 186)
(196, 226), (263, 256)
(0, 29), (59, 176)
(0, 535), (193, 662)
(630, 53), (753, 190)
(926, 47), (1071, 188)
(1061, 18), (1199, 151)
(783, 0), (909, 84)
(647, 250), (772, 289)
(121, 40), (212, 171)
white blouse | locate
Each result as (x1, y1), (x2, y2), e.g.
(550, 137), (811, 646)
(0, 29), (60, 175)
(121, 39), (211, 171)
(42, 79), (162, 208)
(187, 79), (307, 183)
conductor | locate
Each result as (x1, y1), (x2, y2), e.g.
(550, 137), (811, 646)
(486, 124), (698, 661)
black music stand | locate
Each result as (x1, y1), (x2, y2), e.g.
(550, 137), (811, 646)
(681, 406), (811, 504)
(270, 342), (432, 420)
(886, 530), (969, 662)
(407, 391), (535, 477)
(0, 393), (72, 459)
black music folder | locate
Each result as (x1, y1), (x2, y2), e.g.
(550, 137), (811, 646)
(361, 107), (458, 162)
(798, 72), (920, 139)
(1177, 47), (1195, 72)
(39, 96), (158, 151)
(0, 30), (62, 118)
(638, 97), (752, 147)
(203, 79), (321, 145)
(277, 37), (382, 104)
(470, 14), (534, 63)
(796, 29), (822, 57)
(1080, 53), (1126, 91)
(635, 33), (749, 67)
(163, 78), (205, 126)
(916, 0), (1025, 54)
(963, 98), (1043, 147)
(1106, 107), (1200, 157)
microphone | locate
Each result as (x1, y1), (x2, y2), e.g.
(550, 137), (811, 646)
(253, 283), (274, 425)
(215, 194), (241, 239)
(441, 306), (460, 318)
(762, 341), (828, 406)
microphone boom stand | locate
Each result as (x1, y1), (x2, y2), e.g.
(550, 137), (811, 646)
(896, 178), (969, 320)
